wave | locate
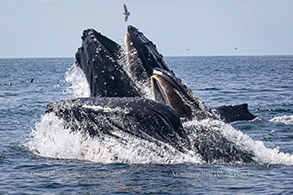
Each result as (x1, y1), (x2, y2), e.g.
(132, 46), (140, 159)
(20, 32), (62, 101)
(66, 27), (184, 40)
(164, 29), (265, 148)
(254, 107), (292, 113)
(184, 119), (293, 165)
(270, 115), (293, 125)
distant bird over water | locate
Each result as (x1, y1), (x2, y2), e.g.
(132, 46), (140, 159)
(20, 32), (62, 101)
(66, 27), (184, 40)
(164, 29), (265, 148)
(123, 4), (130, 22)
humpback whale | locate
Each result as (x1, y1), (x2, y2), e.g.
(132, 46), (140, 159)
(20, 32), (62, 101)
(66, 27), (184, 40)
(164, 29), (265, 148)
(125, 25), (257, 123)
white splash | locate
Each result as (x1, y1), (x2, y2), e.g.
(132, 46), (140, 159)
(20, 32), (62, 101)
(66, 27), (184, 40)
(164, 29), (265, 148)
(26, 112), (293, 165)
(270, 115), (293, 125)
(184, 119), (293, 165)
(26, 113), (202, 164)
(65, 63), (90, 98)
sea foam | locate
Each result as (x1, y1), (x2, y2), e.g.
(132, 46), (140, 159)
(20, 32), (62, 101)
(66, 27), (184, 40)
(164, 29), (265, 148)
(184, 119), (293, 165)
(26, 113), (202, 164)
(270, 115), (293, 125)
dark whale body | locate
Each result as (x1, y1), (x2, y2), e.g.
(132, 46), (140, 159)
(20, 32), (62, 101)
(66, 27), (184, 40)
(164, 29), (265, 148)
(213, 104), (257, 122)
(46, 97), (191, 153)
(75, 29), (141, 97)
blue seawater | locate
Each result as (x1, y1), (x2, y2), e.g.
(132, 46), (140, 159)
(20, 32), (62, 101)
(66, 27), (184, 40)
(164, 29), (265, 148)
(0, 56), (292, 194)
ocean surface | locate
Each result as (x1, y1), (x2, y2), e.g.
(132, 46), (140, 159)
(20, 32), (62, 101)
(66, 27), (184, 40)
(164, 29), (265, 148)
(0, 56), (292, 194)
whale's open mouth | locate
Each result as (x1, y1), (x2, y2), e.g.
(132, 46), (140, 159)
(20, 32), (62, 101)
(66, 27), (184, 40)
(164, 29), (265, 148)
(124, 33), (133, 55)
(151, 68), (193, 119)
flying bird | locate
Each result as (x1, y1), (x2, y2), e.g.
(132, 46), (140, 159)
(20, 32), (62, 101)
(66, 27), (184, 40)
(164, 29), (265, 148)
(123, 4), (130, 22)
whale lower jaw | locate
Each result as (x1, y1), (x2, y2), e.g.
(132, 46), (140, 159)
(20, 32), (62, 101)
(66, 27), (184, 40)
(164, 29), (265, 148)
(46, 97), (192, 154)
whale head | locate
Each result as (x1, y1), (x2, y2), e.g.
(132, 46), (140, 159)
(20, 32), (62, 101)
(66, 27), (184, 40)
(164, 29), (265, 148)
(126, 25), (170, 77)
(75, 29), (141, 97)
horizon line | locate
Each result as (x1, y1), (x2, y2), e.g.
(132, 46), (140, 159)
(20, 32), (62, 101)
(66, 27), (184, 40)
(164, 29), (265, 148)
(1, 54), (293, 59)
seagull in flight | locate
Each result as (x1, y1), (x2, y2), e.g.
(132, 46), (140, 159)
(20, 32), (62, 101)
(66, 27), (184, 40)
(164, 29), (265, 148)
(123, 4), (130, 22)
